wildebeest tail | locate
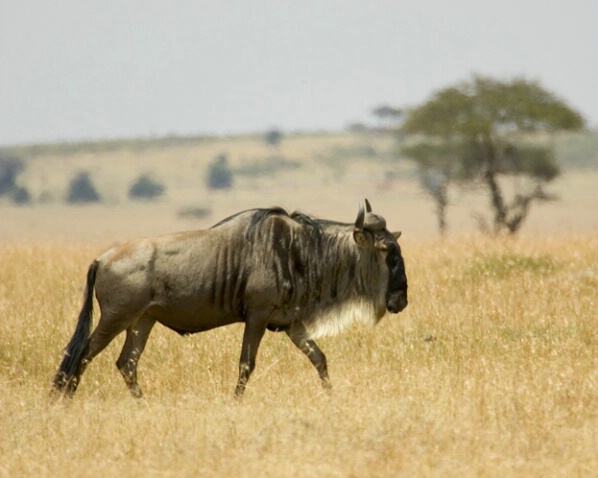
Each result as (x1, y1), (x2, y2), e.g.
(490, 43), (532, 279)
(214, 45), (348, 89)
(52, 260), (99, 392)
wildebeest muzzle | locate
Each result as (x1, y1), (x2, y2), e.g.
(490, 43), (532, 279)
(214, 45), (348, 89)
(387, 289), (408, 313)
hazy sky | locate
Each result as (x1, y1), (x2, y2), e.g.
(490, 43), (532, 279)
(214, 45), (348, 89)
(1, 0), (597, 145)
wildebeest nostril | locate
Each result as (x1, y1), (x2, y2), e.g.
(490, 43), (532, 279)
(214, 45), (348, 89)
(387, 291), (408, 313)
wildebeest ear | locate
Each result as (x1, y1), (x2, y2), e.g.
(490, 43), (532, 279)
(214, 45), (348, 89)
(392, 231), (402, 240)
(353, 229), (374, 248)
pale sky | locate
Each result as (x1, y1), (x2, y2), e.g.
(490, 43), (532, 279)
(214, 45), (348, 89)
(1, 0), (597, 146)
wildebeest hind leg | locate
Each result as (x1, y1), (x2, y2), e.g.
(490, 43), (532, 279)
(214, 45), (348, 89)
(116, 315), (156, 398)
(72, 312), (141, 394)
(235, 319), (268, 398)
(286, 324), (331, 390)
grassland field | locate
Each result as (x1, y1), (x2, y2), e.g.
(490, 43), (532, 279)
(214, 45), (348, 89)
(0, 132), (597, 476)
(1, 131), (597, 242)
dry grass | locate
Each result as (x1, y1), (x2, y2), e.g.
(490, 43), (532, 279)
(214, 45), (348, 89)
(2, 132), (597, 475)
(1, 234), (597, 477)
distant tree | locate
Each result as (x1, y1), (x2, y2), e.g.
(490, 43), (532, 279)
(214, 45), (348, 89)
(264, 129), (283, 147)
(372, 105), (404, 129)
(401, 142), (454, 235)
(401, 75), (584, 234)
(206, 154), (233, 190)
(67, 171), (101, 203)
(346, 122), (368, 133)
(129, 174), (165, 200)
(0, 153), (25, 196)
(373, 105), (403, 120)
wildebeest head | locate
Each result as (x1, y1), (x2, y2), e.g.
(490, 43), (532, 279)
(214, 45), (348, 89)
(353, 199), (408, 314)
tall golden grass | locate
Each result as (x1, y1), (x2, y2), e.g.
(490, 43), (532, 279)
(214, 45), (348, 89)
(1, 234), (596, 477)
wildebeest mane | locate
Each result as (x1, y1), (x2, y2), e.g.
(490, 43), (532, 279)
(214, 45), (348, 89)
(211, 207), (345, 242)
(245, 207), (324, 242)
(209, 208), (257, 229)
(310, 218), (352, 230)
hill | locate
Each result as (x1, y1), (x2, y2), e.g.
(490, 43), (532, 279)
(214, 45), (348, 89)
(1, 130), (597, 243)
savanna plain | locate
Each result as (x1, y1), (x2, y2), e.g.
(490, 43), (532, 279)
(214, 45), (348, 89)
(1, 132), (597, 477)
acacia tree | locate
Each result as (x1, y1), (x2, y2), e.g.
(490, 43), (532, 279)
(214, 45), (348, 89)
(401, 76), (584, 234)
(400, 142), (459, 235)
(372, 105), (404, 130)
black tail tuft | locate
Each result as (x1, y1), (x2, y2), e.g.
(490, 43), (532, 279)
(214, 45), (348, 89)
(52, 260), (99, 394)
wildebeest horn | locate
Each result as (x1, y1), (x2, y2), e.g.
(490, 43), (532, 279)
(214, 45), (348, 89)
(364, 213), (386, 230)
(360, 199), (386, 230)
(356, 199), (386, 231)
(355, 200), (365, 229)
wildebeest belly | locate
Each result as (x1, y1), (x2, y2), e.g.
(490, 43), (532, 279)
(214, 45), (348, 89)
(146, 299), (242, 335)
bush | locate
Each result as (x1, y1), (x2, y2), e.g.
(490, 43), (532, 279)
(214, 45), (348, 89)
(206, 154), (233, 190)
(0, 153), (25, 196)
(66, 171), (101, 203)
(264, 129), (283, 147)
(177, 206), (211, 220)
(129, 174), (165, 200)
(11, 186), (31, 205)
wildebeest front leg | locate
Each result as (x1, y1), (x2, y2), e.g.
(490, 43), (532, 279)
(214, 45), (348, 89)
(116, 315), (156, 398)
(286, 324), (332, 390)
(235, 319), (268, 398)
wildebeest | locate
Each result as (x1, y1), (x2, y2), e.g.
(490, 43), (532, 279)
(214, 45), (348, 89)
(52, 199), (408, 399)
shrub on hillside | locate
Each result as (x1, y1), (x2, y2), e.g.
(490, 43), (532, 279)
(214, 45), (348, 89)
(264, 129), (283, 147)
(11, 185), (31, 205)
(206, 154), (233, 190)
(177, 206), (211, 220)
(129, 174), (165, 200)
(66, 171), (101, 203)
(0, 153), (25, 196)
